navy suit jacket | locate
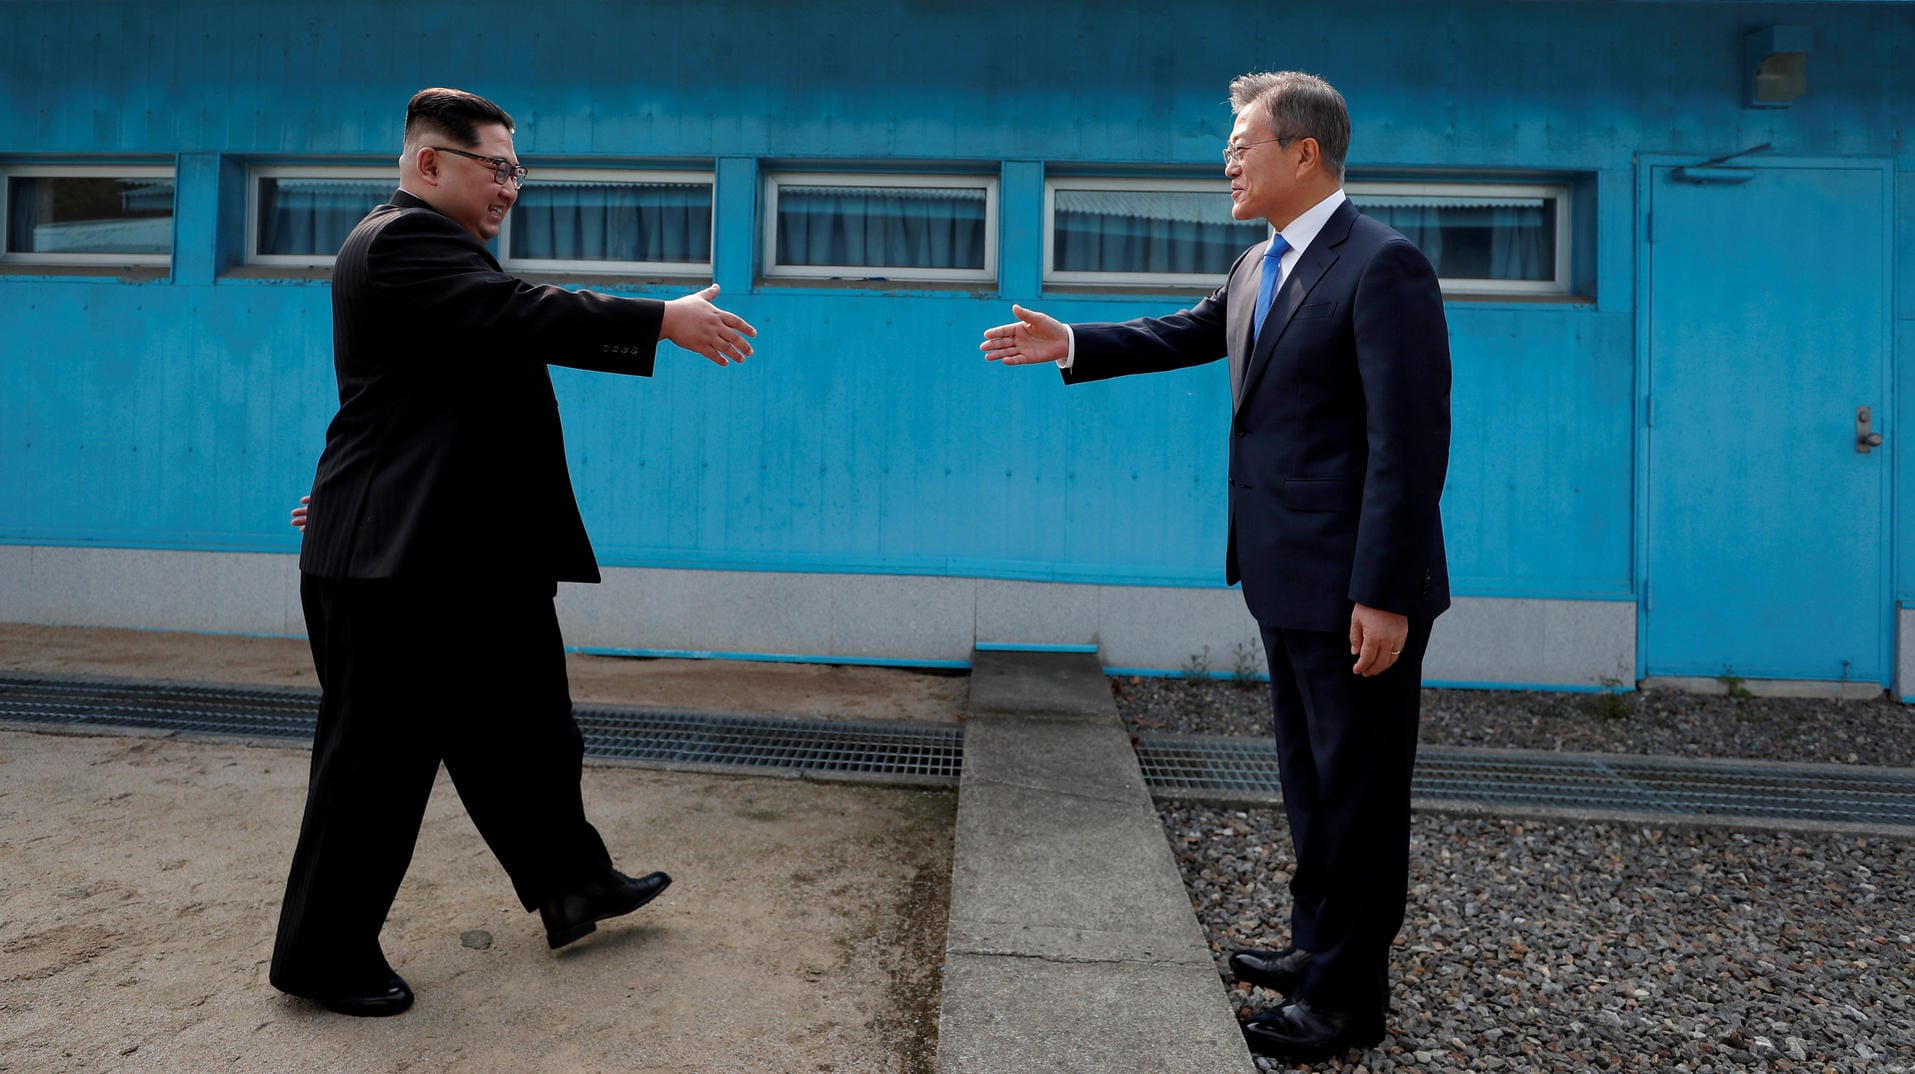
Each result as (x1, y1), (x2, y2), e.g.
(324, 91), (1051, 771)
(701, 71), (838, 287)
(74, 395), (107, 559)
(1066, 198), (1451, 633)
(299, 189), (664, 584)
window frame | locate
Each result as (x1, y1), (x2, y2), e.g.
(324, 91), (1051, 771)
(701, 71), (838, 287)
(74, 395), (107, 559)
(246, 164), (393, 267)
(498, 166), (716, 277)
(761, 171), (999, 284)
(1042, 174), (1259, 290)
(1345, 180), (1572, 297)
(0, 163), (177, 267)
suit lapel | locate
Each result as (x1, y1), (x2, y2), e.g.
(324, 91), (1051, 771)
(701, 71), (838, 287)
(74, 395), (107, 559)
(1234, 200), (1357, 417)
(1226, 243), (1265, 405)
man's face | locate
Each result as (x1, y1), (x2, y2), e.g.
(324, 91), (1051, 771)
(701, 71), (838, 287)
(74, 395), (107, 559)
(429, 122), (519, 242)
(1225, 104), (1296, 228)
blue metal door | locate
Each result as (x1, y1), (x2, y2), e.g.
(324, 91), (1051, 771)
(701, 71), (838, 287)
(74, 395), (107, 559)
(1642, 160), (1891, 683)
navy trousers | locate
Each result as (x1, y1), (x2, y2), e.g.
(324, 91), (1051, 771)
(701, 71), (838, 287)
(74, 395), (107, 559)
(1259, 617), (1432, 1013)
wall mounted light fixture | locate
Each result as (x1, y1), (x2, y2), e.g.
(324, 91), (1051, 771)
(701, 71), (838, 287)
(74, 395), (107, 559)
(1744, 25), (1812, 109)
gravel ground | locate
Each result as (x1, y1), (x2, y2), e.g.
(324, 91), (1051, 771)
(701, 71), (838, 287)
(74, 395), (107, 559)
(1137, 678), (1915, 1070)
(1113, 677), (1915, 768)
(1162, 802), (1915, 1073)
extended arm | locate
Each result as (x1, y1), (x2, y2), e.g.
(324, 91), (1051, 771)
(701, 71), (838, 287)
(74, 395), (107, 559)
(364, 211), (754, 374)
(980, 289), (1232, 384)
(983, 246), (1247, 381)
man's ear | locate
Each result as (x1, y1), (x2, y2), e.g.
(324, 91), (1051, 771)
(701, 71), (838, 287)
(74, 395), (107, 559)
(1294, 137), (1321, 177)
(412, 146), (440, 187)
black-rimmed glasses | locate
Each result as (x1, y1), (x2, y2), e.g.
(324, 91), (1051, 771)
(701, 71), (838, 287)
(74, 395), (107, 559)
(431, 146), (528, 189)
(1222, 134), (1302, 167)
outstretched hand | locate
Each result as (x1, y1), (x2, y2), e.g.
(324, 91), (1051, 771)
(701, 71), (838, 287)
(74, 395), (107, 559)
(980, 304), (1068, 366)
(661, 284), (757, 366)
(291, 494), (309, 532)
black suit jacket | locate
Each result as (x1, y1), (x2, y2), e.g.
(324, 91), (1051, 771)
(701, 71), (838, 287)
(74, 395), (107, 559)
(299, 189), (664, 583)
(1067, 198), (1451, 633)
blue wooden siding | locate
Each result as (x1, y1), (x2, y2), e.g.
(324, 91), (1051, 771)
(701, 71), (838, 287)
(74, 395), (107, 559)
(0, 0), (1908, 607)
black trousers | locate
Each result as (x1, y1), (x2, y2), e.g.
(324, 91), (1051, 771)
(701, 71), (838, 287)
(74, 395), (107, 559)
(1259, 618), (1432, 1013)
(270, 573), (613, 993)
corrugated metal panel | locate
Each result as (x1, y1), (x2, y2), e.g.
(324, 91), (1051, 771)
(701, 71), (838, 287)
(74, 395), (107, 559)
(0, 0), (1908, 617)
(2, 3), (1903, 161)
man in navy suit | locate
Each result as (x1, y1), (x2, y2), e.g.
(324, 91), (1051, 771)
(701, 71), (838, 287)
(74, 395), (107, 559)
(272, 88), (757, 1017)
(982, 70), (1450, 1062)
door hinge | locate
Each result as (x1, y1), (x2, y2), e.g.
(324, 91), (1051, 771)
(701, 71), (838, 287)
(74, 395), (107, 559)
(1644, 578), (1653, 613)
(1643, 394), (1654, 428)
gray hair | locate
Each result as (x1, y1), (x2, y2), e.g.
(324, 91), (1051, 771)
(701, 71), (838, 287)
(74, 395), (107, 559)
(1228, 71), (1350, 180)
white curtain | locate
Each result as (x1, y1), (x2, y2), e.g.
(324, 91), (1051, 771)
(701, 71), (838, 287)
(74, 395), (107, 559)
(1052, 189), (1265, 275)
(259, 180), (385, 257)
(776, 185), (985, 269)
(511, 181), (711, 263)
(1358, 196), (1551, 281)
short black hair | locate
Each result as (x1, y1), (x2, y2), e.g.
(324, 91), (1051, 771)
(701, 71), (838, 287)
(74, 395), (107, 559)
(403, 87), (514, 149)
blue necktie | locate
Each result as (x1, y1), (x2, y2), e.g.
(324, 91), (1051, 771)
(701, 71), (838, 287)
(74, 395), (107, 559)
(1252, 234), (1291, 344)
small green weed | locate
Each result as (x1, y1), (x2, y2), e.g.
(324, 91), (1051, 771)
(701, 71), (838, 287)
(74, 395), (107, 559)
(1231, 638), (1263, 687)
(1718, 667), (1753, 699)
(1180, 646), (1212, 682)
(1586, 671), (1631, 721)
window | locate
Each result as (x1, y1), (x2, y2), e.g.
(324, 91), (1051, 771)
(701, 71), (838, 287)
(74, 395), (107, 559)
(1045, 176), (1264, 288)
(764, 173), (996, 283)
(2, 165), (175, 265)
(249, 166), (390, 265)
(1347, 181), (1570, 295)
(502, 169), (713, 276)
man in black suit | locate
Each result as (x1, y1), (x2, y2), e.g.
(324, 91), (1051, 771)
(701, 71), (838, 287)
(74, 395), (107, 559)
(982, 71), (1450, 1062)
(271, 87), (758, 1017)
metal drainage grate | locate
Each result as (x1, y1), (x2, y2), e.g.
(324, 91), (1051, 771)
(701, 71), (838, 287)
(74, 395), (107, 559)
(11, 675), (1914, 826)
(1137, 735), (1915, 829)
(0, 676), (961, 783)
(0, 676), (323, 738)
(572, 708), (960, 780)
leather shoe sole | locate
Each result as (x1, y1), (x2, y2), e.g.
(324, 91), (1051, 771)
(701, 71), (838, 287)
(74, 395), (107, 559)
(1228, 946), (1312, 994)
(1242, 999), (1384, 1062)
(304, 972), (414, 1017)
(541, 869), (672, 949)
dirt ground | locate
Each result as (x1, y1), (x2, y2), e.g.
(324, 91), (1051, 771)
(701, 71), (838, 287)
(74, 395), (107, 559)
(0, 624), (964, 1073)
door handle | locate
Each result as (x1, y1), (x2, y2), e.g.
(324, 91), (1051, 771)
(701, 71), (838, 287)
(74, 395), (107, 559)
(1857, 406), (1885, 453)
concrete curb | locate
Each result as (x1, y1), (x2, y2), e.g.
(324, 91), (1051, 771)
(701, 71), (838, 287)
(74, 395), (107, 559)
(935, 650), (1254, 1073)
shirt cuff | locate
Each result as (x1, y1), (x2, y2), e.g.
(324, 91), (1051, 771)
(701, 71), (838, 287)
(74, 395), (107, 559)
(1058, 324), (1076, 370)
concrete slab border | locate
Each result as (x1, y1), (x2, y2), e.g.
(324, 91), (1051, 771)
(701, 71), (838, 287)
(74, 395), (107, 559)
(935, 650), (1253, 1073)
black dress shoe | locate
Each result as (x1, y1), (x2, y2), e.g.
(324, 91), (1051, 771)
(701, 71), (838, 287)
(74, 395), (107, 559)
(540, 869), (672, 949)
(1242, 997), (1385, 1062)
(310, 972), (414, 1017)
(1228, 946), (1313, 994)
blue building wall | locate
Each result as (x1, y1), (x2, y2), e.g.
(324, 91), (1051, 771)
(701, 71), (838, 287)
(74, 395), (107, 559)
(1, 0), (1908, 682)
